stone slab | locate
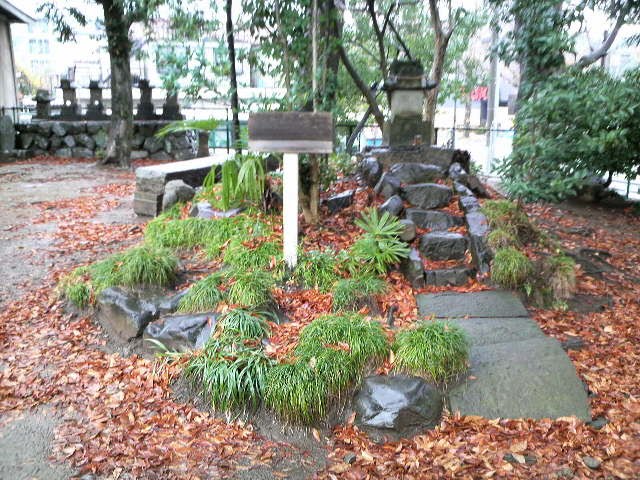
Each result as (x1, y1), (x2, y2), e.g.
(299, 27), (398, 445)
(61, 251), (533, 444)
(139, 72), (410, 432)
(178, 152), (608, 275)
(417, 290), (529, 318)
(447, 317), (545, 346)
(447, 337), (591, 421)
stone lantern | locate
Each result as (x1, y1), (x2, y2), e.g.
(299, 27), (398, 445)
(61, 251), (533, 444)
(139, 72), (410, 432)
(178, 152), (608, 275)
(33, 89), (52, 119)
(59, 79), (80, 120)
(382, 60), (437, 146)
(135, 79), (156, 120)
(86, 80), (108, 120)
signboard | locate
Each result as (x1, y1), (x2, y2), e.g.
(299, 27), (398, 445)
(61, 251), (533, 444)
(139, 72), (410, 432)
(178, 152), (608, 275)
(248, 112), (334, 154)
(248, 112), (334, 268)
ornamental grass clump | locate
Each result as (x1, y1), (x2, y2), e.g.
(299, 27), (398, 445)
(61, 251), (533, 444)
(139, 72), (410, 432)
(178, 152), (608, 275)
(177, 272), (227, 313)
(226, 269), (275, 309)
(546, 254), (577, 301)
(63, 281), (92, 309)
(223, 239), (282, 272)
(482, 199), (538, 245)
(332, 275), (387, 312)
(265, 313), (389, 424)
(217, 308), (271, 341)
(185, 339), (273, 412)
(393, 321), (469, 384)
(491, 247), (534, 289)
(293, 249), (341, 292)
(487, 227), (519, 250)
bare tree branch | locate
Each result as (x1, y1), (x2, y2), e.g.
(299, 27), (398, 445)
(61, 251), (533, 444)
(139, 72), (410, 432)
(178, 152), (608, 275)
(388, 18), (412, 59)
(576, 7), (627, 68)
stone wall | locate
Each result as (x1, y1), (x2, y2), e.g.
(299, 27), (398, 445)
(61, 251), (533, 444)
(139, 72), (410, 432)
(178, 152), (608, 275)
(14, 120), (197, 161)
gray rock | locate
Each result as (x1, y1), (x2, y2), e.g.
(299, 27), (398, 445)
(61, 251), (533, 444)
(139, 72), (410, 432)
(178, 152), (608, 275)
(466, 211), (491, 274)
(150, 151), (172, 161)
(561, 336), (586, 351)
(343, 453), (357, 465)
(419, 232), (467, 261)
(51, 122), (66, 137)
(75, 133), (96, 149)
(503, 453), (537, 465)
(49, 136), (62, 149)
(405, 208), (462, 230)
(72, 147), (94, 158)
(360, 156), (382, 187)
(378, 194), (404, 217)
(466, 174), (488, 197)
(400, 248), (424, 288)
(447, 337), (591, 421)
(131, 132), (146, 149)
(587, 416), (608, 430)
(416, 290), (529, 319)
(143, 312), (218, 353)
(55, 147), (73, 158)
(582, 456), (601, 470)
(62, 135), (76, 148)
(162, 179), (196, 210)
(401, 183), (452, 209)
(86, 122), (104, 134)
(399, 219), (416, 242)
(188, 201), (244, 219)
(144, 136), (164, 154)
(92, 130), (108, 149)
(459, 195), (480, 213)
(325, 190), (354, 213)
(130, 150), (149, 160)
(34, 135), (49, 150)
(97, 287), (157, 341)
(374, 172), (401, 199)
(19, 132), (35, 149)
(354, 375), (443, 441)
(388, 163), (444, 184)
(38, 122), (52, 136)
(0, 116), (15, 152)
(424, 267), (473, 286)
(448, 162), (468, 183)
(453, 181), (473, 196)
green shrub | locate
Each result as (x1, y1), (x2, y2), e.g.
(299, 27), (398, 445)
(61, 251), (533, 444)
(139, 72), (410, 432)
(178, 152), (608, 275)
(349, 209), (410, 275)
(296, 313), (389, 368)
(217, 308), (271, 341)
(332, 275), (386, 312)
(264, 361), (329, 424)
(293, 249), (341, 292)
(64, 281), (92, 309)
(178, 272), (227, 313)
(393, 321), (469, 383)
(491, 247), (534, 288)
(185, 339), (273, 412)
(227, 269), (274, 308)
(487, 227), (519, 250)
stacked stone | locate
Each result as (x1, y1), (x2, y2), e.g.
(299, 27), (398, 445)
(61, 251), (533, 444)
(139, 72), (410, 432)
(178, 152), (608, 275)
(14, 121), (197, 161)
(359, 148), (492, 287)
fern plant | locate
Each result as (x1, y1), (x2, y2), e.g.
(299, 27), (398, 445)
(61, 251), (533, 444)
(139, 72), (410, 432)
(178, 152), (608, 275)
(155, 118), (219, 137)
(349, 209), (410, 275)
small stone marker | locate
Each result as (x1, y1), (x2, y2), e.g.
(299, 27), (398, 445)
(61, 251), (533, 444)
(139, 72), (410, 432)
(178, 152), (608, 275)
(248, 112), (334, 268)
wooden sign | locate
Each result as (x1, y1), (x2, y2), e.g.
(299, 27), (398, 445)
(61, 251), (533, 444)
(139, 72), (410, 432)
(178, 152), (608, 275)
(248, 112), (334, 154)
(248, 111), (334, 269)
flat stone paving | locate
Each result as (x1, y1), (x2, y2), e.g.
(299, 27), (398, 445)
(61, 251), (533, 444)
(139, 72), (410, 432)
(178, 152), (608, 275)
(417, 290), (591, 421)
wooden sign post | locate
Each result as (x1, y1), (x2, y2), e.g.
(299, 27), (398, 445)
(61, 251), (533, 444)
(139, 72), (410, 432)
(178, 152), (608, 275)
(248, 112), (334, 269)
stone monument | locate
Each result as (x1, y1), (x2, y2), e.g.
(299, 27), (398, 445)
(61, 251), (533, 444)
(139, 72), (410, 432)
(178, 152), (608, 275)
(34, 89), (52, 119)
(0, 115), (15, 155)
(86, 81), (108, 120)
(59, 79), (80, 120)
(135, 80), (156, 120)
(161, 92), (183, 120)
(382, 60), (437, 146)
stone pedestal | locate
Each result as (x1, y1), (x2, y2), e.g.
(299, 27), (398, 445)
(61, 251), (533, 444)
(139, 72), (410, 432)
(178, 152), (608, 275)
(34, 90), (52, 119)
(161, 93), (183, 120)
(60, 79), (80, 120)
(135, 80), (156, 120)
(86, 81), (107, 120)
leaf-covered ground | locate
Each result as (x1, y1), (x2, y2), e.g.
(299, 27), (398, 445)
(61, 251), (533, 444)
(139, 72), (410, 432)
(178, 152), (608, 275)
(0, 158), (639, 479)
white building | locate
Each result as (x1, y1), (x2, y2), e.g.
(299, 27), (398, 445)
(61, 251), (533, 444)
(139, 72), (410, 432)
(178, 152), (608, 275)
(0, 0), (33, 110)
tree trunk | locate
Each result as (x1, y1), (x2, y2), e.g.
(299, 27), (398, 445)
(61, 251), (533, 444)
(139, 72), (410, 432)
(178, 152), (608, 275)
(226, 0), (241, 154)
(424, 29), (449, 145)
(463, 95), (471, 138)
(100, 0), (133, 167)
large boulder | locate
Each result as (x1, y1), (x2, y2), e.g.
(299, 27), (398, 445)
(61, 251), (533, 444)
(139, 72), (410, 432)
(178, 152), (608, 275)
(419, 232), (467, 261)
(189, 201), (243, 219)
(325, 190), (354, 214)
(378, 195), (404, 217)
(388, 163), (444, 185)
(401, 183), (452, 209)
(405, 208), (462, 230)
(359, 157), (383, 187)
(354, 375), (443, 441)
(374, 172), (401, 199)
(143, 312), (218, 353)
(162, 179), (196, 211)
(96, 287), (186, 341)
(400, 248), (424, 288)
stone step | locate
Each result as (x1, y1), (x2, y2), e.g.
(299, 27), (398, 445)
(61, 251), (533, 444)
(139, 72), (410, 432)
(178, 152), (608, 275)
(418, 231), (467, 261)
(447, 336), (591, 421)
(401, 183), (452, 209)
(424, 267), (474, 287)
(447, 316), (545, 346)
(416, 290), (529, 318)
(406, 208), (463, 230)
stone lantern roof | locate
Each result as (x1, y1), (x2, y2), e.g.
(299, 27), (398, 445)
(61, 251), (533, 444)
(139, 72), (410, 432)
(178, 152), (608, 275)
(383, 60), (438, 92)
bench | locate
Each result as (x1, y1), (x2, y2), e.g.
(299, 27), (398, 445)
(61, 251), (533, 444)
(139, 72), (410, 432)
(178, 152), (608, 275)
(133, 155), (226, 216)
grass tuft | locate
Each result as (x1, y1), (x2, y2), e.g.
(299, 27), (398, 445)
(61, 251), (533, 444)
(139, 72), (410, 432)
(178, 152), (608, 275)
(224, 239), (282, 272)
(547, 254), (576, 301)
(293, 249), (341, 292)
(177, 272), (227, 313)
(393, 321), (469, 383)
(482, 199), (538, 245)
(64, 281), (92, 309)
(227, 269), (275, 308)
(491, 247), (534, 288)
(487, 227), (519, 250)
(218, 308), (271, 341)
(332, 275), (386, 312)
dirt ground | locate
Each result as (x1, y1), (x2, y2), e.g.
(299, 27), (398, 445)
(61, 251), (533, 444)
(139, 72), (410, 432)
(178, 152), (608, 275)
(0, 160), (140, 479)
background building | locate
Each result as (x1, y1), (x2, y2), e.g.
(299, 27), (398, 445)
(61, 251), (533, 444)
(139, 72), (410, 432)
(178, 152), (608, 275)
(0, 0), (33, 109)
